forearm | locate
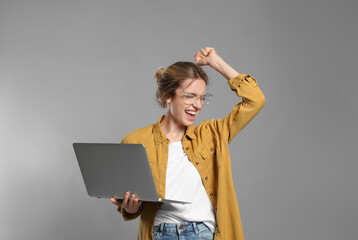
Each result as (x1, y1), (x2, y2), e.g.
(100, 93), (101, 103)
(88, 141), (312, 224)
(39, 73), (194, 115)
(212, 56), (240, 80)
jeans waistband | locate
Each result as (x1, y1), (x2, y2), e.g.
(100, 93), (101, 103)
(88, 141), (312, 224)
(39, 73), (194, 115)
(154, 222), (208, 234)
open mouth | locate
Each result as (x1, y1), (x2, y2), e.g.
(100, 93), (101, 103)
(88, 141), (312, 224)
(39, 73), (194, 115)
(185, 110), (196, 121)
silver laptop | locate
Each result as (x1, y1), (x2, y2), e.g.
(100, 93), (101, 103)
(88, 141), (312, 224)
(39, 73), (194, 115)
(73, 143), (190, 204)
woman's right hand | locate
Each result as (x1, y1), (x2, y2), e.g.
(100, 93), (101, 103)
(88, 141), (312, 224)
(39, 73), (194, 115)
(110, 191), (142, 214)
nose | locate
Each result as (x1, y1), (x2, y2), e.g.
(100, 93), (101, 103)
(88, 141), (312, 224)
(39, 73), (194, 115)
(192, 98), (203, 109)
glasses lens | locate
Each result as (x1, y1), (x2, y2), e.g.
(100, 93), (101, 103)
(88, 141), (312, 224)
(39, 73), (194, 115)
(184, 92), (213, 105)
(184, 93), (195, 105)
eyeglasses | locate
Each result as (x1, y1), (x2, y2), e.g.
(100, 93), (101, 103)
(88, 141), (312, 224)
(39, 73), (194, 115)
(183, 92), (213, 105)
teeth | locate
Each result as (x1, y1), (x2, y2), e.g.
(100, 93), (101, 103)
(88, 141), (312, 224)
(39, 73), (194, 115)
(186, 111), (196, 115)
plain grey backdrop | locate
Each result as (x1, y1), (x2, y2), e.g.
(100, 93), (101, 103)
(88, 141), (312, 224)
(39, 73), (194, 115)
(1, 0), (357, 239)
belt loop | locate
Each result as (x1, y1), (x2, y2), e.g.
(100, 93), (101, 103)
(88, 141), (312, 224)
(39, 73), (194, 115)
(193, 222), (198, 235)
(176, 223), (180, 235)
(160, 223), (164, 233)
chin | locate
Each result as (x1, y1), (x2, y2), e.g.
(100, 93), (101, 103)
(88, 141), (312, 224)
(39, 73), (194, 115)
(183, 119), (195, 126)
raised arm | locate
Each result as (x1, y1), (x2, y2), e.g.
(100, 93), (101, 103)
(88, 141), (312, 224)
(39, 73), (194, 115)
(195, 47), (265, 143)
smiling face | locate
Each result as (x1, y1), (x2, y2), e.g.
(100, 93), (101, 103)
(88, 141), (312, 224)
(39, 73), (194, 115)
(165, 77), (207, 128)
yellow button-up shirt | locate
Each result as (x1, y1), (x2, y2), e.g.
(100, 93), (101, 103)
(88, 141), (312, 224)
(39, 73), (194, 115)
(118, 74), (265, 239)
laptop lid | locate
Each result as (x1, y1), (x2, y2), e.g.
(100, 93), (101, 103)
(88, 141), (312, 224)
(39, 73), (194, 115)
(73, 143), (190, 204)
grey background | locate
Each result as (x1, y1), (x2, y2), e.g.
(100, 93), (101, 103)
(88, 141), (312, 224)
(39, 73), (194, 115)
(1, 0), (357, 239)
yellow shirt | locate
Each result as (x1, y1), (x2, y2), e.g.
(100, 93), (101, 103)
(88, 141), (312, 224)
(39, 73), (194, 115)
(118, 74), (265, 240)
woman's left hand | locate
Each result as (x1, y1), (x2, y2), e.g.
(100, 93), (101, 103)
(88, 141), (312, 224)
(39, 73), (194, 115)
(194, 47), (220, 68)
(195, 47), (239, 80)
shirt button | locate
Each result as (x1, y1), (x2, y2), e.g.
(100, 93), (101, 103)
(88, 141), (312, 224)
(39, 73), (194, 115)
(185, 147), (189, 150)
(196, 161), (199, 165)
(205, 177), (208, 180)
(210, 148), (214, 151)
(210, 193), (214, 196)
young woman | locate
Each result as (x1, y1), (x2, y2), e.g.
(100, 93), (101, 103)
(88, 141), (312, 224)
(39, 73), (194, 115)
(110, 47), (265, 240)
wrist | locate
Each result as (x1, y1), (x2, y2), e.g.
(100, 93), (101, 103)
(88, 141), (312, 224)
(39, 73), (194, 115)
(211, 55), (225, 72)
(212, 57), (239, 80)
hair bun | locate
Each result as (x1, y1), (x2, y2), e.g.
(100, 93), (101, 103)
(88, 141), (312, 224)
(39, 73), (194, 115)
(154, 67), (165, 84)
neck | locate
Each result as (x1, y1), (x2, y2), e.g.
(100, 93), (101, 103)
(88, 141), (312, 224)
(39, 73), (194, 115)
(160, 115), (186, 143)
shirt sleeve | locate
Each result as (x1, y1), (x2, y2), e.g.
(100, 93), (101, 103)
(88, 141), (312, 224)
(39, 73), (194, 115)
(211, 74), (265, 143)
(117, 203), (144, 221)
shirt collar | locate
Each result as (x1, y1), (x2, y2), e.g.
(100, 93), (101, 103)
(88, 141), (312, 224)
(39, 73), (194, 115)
(185, 125), (197, 140)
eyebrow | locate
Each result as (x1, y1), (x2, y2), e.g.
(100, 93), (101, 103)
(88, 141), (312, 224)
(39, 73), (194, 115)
(184, 92), (207, 97)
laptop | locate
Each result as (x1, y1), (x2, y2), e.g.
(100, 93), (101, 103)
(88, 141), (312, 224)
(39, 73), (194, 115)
(73, 143), (190, 204)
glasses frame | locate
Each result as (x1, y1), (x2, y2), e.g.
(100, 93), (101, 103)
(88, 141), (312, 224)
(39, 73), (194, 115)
(183, 91), (213, 106)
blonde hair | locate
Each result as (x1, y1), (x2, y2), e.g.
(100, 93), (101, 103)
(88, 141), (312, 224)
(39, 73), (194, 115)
(154, 62), (208, 108)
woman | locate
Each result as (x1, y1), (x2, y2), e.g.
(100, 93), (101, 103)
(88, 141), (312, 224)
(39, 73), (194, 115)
(110, 47), (265, 239)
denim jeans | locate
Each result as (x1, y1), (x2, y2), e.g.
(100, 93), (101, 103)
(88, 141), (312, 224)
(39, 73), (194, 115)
(152, 222), (214, 240)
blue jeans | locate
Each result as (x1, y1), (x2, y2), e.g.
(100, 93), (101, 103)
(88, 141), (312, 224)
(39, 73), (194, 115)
(152, 222), (214, 240)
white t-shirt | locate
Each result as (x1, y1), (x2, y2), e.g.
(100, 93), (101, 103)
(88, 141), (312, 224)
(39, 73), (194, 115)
(154, 141), (216, 232)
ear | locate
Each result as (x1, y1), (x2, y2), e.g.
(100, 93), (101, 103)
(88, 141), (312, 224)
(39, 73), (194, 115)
(166, 96), (172, 104)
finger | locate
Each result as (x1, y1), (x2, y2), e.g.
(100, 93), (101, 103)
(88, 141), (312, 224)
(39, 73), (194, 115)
(126, 194), (133, 209)
(110, 197), (117, 204)
(194, 52), (201, 62)
(197, 51), (205, 58)
(110, 197), (122, 207)
(128, 194), (136, 209)
(204, 47), (212, 54)
(200, 48), (208, 56)
(134, 198), (142, 209)
(132, 198), (138, 210)
(123, 191), (130, 205)
(195, 53), (206, 66)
